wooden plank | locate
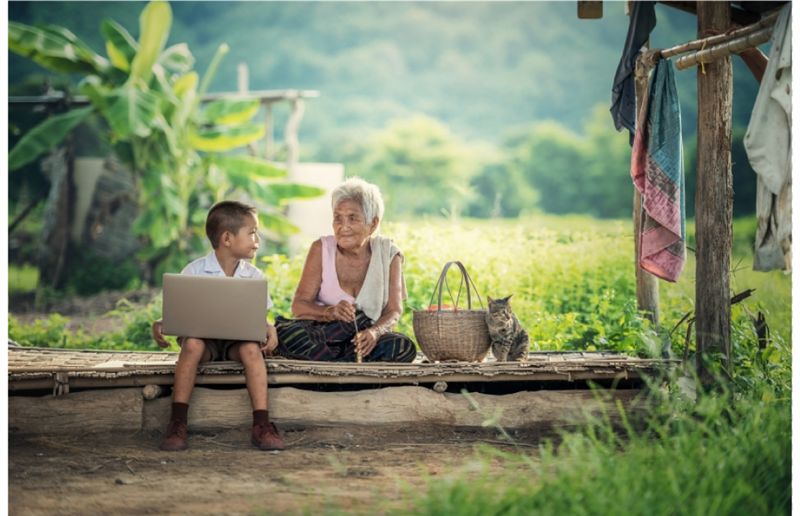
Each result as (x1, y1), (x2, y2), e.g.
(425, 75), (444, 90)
(9, 388), (143, 434)
(9, 370), (645, 392)
(695, 2), (733, 384)
(142, 386), (646, 432)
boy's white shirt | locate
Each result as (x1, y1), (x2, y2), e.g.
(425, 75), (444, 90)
(181, 251), (273, 309)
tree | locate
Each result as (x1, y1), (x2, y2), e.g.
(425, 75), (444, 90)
(9, 1), (322, 285)
(493, 105), (634, 219)
(505, 121), (590, 215)
(351, 115), (478, 218)
(581, 105), (636, 218)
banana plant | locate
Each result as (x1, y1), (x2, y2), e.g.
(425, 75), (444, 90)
(9, 0), (323, 275)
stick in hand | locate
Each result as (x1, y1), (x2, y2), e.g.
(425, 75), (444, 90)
(352, 304), (362, 363)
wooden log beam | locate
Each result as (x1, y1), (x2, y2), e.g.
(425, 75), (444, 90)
(695, 2), (733, 385)
(661, 9), (779, 58)
(675, 26), (772, 70)
(9, 386), (646, 435)
(141, 386), (646, 432)
(9, 388), (143, 434)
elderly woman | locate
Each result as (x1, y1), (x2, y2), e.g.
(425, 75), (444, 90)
(275, 177), (417, 362)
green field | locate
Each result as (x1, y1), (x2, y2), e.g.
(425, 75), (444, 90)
(10, 215), (791, 360)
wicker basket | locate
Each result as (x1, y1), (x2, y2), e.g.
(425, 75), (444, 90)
(413, 261), (490, 362)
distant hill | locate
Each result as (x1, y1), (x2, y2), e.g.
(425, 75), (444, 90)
(9, 1), (761, 160)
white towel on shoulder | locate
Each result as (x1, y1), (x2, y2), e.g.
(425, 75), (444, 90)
(355, 235), (406, 322)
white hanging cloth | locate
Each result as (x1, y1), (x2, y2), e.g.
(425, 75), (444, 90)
(744, 4), (792, 272)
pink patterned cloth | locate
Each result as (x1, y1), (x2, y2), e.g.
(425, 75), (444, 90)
(631, 58), (686, 282)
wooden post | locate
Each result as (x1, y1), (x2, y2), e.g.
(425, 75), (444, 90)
(695, 2), (733, 385)
(285, 97), (305, 172)
(264, 102), (274, 160)
(237, 62), (258, 157)
(633, 48), (659, 326)
(577, 1), (603, 19)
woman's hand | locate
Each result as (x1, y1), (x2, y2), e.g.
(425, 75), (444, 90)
(261, 323), (279, 356)
(151, 320), (170, 348)
(326, 300), (356, 322)
(354, 328), (378, 358)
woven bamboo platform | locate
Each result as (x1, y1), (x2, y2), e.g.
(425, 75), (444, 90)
(8, 346), (675, 393)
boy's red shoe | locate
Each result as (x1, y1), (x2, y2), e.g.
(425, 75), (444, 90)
(251, 422), (285, 451)
(160, 419), (188, 451)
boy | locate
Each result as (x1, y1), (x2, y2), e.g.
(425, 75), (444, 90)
(151, 201), (284, 451)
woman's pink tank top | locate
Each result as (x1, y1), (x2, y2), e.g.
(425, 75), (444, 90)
(317, 235), (356, 306)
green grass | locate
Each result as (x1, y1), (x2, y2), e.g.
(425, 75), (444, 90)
(406, 382), (790, 516)
(9, 264), (38, 294)
(8, 298), (174, 351)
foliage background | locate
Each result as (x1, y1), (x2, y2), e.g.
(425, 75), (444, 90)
(8, 2), (787, 359)
(9, 1), (763, 225)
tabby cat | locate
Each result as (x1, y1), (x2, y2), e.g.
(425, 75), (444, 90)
(486, 295), (529, 361)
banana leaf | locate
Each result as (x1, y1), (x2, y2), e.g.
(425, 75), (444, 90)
(159, 43), (194, 74)
(259, 183), (326, 204)
(79, 76), (112, 113)
(9, 106), (94, 171)
(103, 84), (161, 139)
(173, 72), (198, 99)
(201, 98), (260, 126)
(211, 155), (287, 181)
(9, 22), (108, 74)
(189, 124), (264, 152)
(197, 43), (229, 99)
(242, 180), (325, 208)
(101, 19), (138, 72)
(258, 212), (301, 237)
(151, 65), (180, 106)
(159, 174), (187, 222)
(129, 0), (171, 85)
(171, 72), (198, 128)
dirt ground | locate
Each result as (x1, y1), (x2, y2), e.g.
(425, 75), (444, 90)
(10, 290), (552, 515)
(9, 424), (546, 515)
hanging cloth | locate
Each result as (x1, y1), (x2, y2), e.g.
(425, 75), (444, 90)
(631, 58), (686, 282)
(744, 4), (792, 272)
(611, 1), (657, 144)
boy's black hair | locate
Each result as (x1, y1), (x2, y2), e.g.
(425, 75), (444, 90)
(205, 201), (258, 248)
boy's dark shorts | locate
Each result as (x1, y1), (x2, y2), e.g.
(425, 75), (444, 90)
(177, 337), (248, 362)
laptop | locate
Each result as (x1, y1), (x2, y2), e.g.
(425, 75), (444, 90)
(161, 273), (269, 342)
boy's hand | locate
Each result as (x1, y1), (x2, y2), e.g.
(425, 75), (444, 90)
(261, 323), (278, 356)
(151, 320), (170, 348)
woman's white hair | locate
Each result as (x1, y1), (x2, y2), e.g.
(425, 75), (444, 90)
(331, 177), (385, 228)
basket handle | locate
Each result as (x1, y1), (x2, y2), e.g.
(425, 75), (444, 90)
(428, 261), (485, 311)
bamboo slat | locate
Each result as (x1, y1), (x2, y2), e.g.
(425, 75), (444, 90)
(674, 27), (773, 70)
(660, 9), (779, 58)
(8, 347), (676, 391)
